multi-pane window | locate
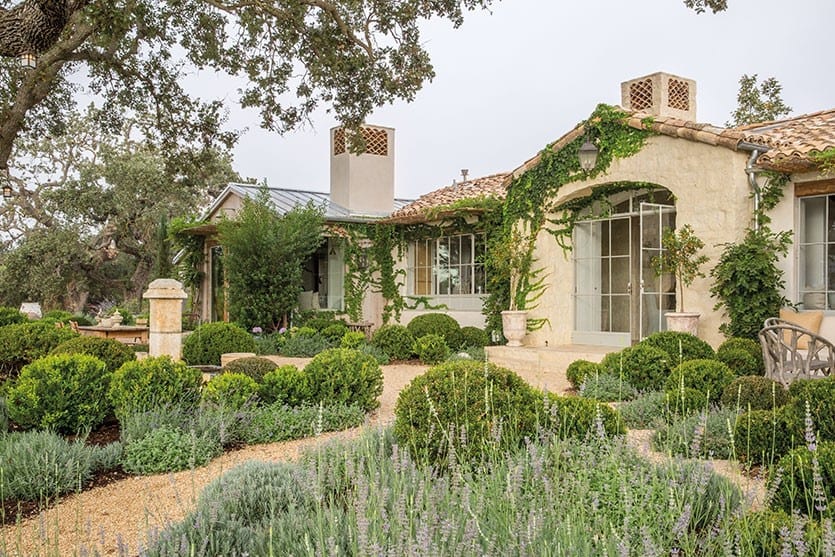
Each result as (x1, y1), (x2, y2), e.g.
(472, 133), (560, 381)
(800, 195), (835, 310)
(410, 234), (486, 296)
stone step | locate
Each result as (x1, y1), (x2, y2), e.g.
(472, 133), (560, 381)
(485, 345), (612, 393)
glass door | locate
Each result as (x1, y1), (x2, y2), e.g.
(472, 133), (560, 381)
(573, 216), (632, 347)
(639, 202), (676, 339)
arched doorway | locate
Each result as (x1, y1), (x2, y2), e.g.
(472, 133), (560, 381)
(572, 188), (676, 347)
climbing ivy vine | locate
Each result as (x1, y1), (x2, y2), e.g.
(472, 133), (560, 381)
(483, 104), (655, 334)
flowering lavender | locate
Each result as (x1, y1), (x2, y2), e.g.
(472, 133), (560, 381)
(251, 326), (263, 334)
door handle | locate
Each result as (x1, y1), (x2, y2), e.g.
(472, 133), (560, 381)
(627, 282), (632, 295)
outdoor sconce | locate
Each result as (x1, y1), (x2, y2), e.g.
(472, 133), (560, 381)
(578, 136), (599, 172)
(18, 52), (37, 70)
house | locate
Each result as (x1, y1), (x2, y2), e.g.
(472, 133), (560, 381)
(498, 72), (835, 355)
(184, 125), (412, 325)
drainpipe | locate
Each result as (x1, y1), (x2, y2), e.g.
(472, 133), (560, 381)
(739, 142), (770, 231)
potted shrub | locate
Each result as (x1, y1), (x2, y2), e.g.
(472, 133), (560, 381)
(651, 224), (709, 336)
(494, 228), (533, 347)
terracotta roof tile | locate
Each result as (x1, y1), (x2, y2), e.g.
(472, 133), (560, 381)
(385, 173), (510, 224)
(505, 107), (835, 184)
(736, 108), (835, 172)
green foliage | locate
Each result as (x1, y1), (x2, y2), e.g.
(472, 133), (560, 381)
(650, 224), (708, 313)
(259, 365), (312, 407)
(117, 402), (238, 451)
(579, 372), (638, 402)
(122, 425), (221, 475)
(321, 322), (349, 342)
(720, 376), (789, 411)
(0, 320), (78, 378)
(730, 509), (825, 557)
(406, 313), (462, 349)
(665, 386), (712, 417)
(785, 378), (835, 443)
(357, 343), (391, 365)
(769, 443), (835, 517)
(653, 407), (739, 459)
(300, 316), (341, 331)
(237, 403), (366, 445)
(279, 333), (332, 357)
(0, 430), (97, 502)
(811, 147), (835, 175)
(711, 228), (792, 339)
(108, 356), (203, 420)
(618, 391), (669, 429)
(0, 306), (26, 326)
(727, 74), (792, 127)
(303, 348), (383, 412)
(6, 354), (111, 433)
(414, 333), (450, 365)
(665, 359), (735, 404)
(716, 347), (760, 378)
(459, 326), (489, 348)
(717, 337), (764, 375)
(222, 356), (277, 383)
(393, 360), (541, 467)
(371, 324), (415, 361)
(566, 359), (602, 390)
(182, 321), (258, 366)
(540, 394), (626, 439)
(203, 373), (260, 410)
(733, 407), (795, 466)
(340, 331), (367, 350)
(146, 460), (317, 556)
(600, 344), (670, 392)
(218, 195), (324, 330)
(50, 336), (136, 373)
(639, 331), (715, 367)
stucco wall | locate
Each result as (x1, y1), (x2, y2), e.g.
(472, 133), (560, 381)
(525, 135), (755, 349)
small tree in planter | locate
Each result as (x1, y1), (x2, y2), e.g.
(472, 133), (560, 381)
(651, 225), (709, 334)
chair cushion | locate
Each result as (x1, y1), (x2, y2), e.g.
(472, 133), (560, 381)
(779, 308), (824, 349)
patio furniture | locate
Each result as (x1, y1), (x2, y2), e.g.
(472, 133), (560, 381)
(759, 317), (835, 386)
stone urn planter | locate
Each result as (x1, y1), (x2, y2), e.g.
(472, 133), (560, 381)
(501, 310), (528, 347)
(665, 312), (700, 336)
(110, 313), (124, 328)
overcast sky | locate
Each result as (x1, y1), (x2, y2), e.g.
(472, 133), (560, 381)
(214, 0), (834, 200)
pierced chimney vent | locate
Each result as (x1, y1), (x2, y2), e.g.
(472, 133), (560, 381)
(332, 126), (388, 157)
(629, 78), (653, 112)
(621, 72), (696, 121)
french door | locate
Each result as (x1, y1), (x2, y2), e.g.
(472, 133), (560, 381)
(573, 201), (675, 346)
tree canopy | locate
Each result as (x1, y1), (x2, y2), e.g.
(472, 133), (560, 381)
(727, 74), (792, 127)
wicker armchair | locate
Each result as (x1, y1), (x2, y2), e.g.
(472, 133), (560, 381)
(759, 317), (835, 386)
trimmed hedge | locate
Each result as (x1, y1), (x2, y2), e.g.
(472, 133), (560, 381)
(51, 336), (136, 372)
(0, 321), (78, 378)
(720, 376), (789, 411)
(6, 354), (111, 432)
(664, 359), (735, 404)
(0, 306), (26, 327)
(414, 333), (450, 365)
(566, 359), (602, 390)
(769, 442), (835, 516)
(108, 356), (203, 420)
(394, 360), (541, 467)
(371, 324), (415, 361)
(733, 407), (795, 466)
(182, 322), (257, 366)
(459, 326), (489, 348)
(639, 331), (715, 367)
(600, 344), (670, 392)
(203, 373), (260, 409)
(406, 313), (462, 350)
(222, 356), (277, 383)
(717, 337), (764, 375)
(303, 348), (383, 412)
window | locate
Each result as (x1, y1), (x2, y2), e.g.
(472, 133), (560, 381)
(409, 234), (486, 296)
(799, 195), (835, 309)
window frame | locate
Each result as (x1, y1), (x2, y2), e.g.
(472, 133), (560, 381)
(408, 233), (486, 296)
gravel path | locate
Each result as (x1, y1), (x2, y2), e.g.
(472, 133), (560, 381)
(1, 359), (763, 556)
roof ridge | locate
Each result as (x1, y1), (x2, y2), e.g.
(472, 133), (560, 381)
(733, 108), (835, 131)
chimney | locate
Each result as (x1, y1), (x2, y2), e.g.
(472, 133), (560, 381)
(621, 72), (697, 121)
(330, 124), (395, 215)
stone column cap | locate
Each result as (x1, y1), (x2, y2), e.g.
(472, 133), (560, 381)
(143, 278), (188, 300)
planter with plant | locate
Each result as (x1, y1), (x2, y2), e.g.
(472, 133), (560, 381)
(651, 224), (709, 336)
(492, 226), (544, 346)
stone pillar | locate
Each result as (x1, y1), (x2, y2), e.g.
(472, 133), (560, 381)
(143, 279), (188, 360)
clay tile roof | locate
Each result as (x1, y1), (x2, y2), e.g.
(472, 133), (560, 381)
(734, 108), (835, 172)
(504, 106), (835, 185)
(385, 173), (510, 224)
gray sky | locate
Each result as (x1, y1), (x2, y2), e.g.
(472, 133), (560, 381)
(219, 0), (834, 200)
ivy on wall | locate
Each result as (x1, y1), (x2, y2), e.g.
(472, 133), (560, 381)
(484, 105), (655, 333)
